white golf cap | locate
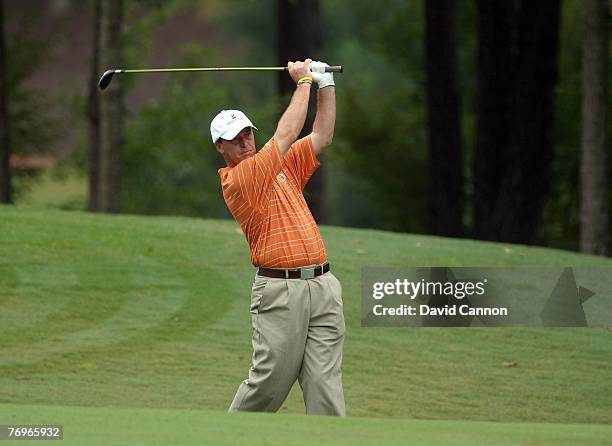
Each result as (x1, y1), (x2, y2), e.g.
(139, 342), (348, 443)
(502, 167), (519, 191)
(210, 109), (258, 143)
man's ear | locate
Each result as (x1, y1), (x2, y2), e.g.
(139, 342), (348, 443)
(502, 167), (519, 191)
(214, 142), (223, 154)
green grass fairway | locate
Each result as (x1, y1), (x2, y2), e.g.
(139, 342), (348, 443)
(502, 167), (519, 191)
(2, 404), (611, 446)
(1, 206), (611, 445)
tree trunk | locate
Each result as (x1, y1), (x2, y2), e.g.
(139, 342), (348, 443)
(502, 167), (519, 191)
(98, 0), (124, 213)
(580, 0), (609, 256)
(474, 0), (561, 244)
(277, 0), (325, 222)
(425, 0), (463, 237)
(0, 0), (10, 204)
(88, 0), (101, 211)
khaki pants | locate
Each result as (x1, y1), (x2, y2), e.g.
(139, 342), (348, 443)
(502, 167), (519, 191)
(229, 271), (346, 416)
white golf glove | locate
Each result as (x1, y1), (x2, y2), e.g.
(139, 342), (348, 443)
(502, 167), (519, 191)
(310, 61), (335, 89)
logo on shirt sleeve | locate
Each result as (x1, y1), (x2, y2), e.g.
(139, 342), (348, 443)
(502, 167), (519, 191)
(276, 172), (288, 183)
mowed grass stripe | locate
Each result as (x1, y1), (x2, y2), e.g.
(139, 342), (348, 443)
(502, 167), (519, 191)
(1, 247), (189, 347)
(1, 404), (611, 446)
(1, 206), (611, 424)
(1, 206), (242, 345)
(0, 263), (237, 369)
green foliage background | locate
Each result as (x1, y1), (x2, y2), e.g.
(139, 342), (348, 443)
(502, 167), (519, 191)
(9, 0), (610, 250)
(120, 0), (611, 251)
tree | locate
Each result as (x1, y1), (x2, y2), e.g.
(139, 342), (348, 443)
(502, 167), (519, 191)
(88, 0), (101, 211)
(276, 0), (325, 222)
(0, 0), (10, 204)
(91, 0), (124, 213)
(425, 0), (463, 237)
(474, 0), (561, 244)
(580, 0), (609, 256)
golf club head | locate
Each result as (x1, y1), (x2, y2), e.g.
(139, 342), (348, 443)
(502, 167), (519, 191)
(98, 70), (117, 90)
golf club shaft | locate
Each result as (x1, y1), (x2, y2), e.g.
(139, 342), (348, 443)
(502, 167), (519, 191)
(120, 66), (342, 73)
(99, 65), (342, 90)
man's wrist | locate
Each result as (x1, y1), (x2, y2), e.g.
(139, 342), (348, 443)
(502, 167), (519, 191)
(297, 76), (313, 86)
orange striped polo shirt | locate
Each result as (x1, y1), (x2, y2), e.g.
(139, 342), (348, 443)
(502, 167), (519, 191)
(218, 136), (327, 268)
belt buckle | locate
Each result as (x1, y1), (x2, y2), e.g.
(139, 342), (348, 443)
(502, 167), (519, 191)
(300, 266), (316, 280)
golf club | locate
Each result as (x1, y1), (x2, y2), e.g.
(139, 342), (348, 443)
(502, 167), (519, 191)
(98, 65), (343, 90)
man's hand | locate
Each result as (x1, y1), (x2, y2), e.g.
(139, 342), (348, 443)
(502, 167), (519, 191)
(310, 61), (335, 89)
(288, 59), (313, 84)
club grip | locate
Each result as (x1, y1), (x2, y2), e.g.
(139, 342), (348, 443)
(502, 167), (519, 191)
(325, 65), (343, 73)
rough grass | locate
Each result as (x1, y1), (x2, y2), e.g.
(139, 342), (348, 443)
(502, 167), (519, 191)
(1, 206), (611, 429)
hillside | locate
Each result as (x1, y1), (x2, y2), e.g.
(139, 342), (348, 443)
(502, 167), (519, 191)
(1, 206), (611, 428)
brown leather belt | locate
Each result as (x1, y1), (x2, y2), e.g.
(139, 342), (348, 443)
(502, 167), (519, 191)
(257, 263), (330, 280)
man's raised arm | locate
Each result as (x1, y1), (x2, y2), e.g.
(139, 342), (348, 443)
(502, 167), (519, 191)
(273, 59), (313, 157)
(310, 61), (336, 155)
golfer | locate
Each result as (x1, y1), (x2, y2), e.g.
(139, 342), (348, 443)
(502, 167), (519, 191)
(210, 59), (345, 416)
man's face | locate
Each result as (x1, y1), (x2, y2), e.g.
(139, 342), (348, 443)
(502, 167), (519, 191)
(215, 127), (256, 167)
